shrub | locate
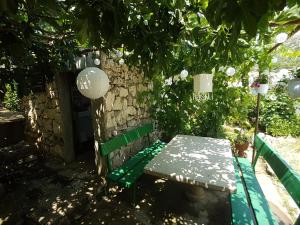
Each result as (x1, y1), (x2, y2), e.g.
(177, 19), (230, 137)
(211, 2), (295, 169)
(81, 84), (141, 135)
(3, 81), (21, 111)
(261, 93), (294, 124)
(142, 71), (251, 141)
(260, 83), (300, 137)
(287, 116), (300, 137)
(234, 129), (250, 144)
(266, 115), (294, 136)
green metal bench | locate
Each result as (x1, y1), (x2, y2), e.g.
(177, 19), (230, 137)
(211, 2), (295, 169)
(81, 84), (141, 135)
(100, 123), (166, 203)
(231, 133), (300, 225)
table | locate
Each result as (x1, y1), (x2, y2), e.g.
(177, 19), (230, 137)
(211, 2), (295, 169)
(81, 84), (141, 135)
(144, 135), (236, 193)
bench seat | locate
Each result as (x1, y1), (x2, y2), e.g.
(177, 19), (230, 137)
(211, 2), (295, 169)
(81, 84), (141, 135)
(100, 123), (166, 205)
(231, 133), (300, 225)
(231, 158), (255, 225)
(231, 157), (279, 225)
(238, 157), (279, 225)
(107, 140), (166, 188)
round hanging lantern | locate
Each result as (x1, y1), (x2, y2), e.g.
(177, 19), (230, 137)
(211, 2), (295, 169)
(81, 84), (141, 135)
(288, 78), (300, 98)
(226, 67), (236, 76)
(271, 57), (278, 63)
(180, 69), (189, 79)
(76, 67), (109, 99)
(275, 32), (288, 44)
(193, 74), (213, 94)
(94, 58), (101, 65)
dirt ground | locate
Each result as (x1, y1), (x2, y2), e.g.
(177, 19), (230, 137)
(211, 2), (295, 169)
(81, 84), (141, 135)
(264, 135), (300, 174)
(0, 141), (104, 225)
(0, 141), (231, 225)
(1, 135), (299, 225)
(74, 177), (231, 225)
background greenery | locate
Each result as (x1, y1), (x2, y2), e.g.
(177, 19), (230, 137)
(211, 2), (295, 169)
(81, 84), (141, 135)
(260, 81), (300, 137)
(3, 81), (20, 111)
(1, 0), (300, 138)
(1, 0), (298, 83)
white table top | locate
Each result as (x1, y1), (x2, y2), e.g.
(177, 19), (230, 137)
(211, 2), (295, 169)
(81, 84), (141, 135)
(144, 135), (236, 192)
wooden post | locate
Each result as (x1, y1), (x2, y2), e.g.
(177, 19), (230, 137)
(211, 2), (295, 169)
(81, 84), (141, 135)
(252, 93), (261, 164)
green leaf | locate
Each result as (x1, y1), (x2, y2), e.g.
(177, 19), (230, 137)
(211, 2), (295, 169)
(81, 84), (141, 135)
(175, 0), (185, 9)
(273, 4), (300, 24)
(77, 18), (89, 44)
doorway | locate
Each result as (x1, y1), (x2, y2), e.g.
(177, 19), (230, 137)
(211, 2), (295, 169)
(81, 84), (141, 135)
(69, 74), (95, 157)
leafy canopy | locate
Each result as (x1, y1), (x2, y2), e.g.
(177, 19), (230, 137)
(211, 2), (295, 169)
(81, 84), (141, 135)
(1, 0), (300, 138)
(1, 0), (297, 83)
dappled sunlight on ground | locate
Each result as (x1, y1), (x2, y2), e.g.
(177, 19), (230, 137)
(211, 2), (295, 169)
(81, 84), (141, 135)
(0, 142), (231, 225)
(0, 142), (230, 225)
(75, 176), (231, 225)
(0, 142), (104, 225)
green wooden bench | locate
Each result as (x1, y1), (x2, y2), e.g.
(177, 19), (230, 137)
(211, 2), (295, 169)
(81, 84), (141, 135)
(231, 133), (300, 225)
(100, 123), (166, 204)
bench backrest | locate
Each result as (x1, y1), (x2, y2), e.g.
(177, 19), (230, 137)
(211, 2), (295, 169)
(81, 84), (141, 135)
(100, 123), (154, 171)
(253, 133), (300, 211)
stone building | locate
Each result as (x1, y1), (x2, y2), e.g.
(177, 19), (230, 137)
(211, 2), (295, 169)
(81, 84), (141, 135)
(22, 52), (152, 174)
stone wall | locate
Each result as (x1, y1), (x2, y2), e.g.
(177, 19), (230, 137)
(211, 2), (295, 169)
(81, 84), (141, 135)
(93, 54), (153, 172)
(102, 55), (151, 135)
(21, 52), (154, 168)
(22, 82), (64, 156)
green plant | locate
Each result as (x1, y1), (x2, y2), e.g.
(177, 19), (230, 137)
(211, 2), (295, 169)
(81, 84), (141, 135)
(260, 84), (300, 137)
(234, 129), (250, 145)
(1, 0), (297, 85)
(266, 115), (300, 137)
(143, 68), (252, 141)
(293, 116), (300, 137)
(3, 81), (20, 112)
(293, 68), (300, 78)
(256, 74), (269, 84)
(262, 93), (294, 125)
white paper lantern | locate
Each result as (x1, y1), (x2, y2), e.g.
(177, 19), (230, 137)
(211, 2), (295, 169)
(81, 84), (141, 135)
(275, 32), (288, 44)
(271, 57), (278, 63)
(226, 67), (236, 76)
(180, 69), (189, 79)
(76, 67), (109, 99)
(94, 58), (100, 65)
(194, 74), (213, 93)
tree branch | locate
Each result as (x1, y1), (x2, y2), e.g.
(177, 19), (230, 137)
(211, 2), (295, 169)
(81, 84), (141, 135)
(269, 18), (300, 27)
(268, 25), (300, 53)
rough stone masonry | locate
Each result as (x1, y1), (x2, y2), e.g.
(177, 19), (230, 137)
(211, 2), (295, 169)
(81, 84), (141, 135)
(22, 53), (153, 172)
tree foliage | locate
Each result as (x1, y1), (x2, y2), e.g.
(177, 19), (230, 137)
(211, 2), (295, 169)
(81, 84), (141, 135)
(3, 80), (20, 111)
(1, 0), (298, 85)
(2, 0), (300, 137)
(0, 0), (79, 91)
